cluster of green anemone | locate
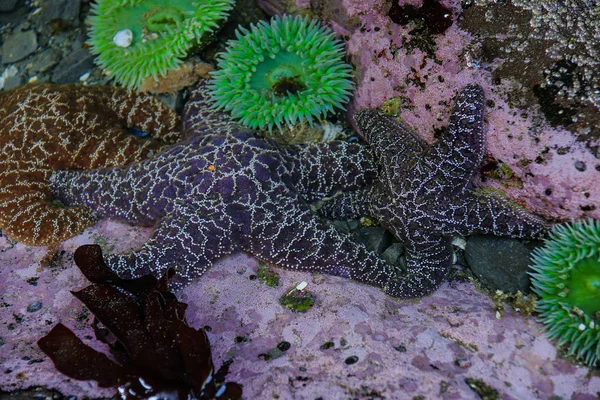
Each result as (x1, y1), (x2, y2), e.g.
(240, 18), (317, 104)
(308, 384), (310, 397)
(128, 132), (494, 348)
(87, 0), (234, 88)
(529, 219), (600, 367)
(88, 2), (355, 134)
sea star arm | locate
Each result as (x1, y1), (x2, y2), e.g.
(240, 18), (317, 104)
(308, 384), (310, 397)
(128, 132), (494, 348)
(50, 155), (177, 227)
(447, 191), (550, 239)
(244, 196), (396, 289)
(422, 84), (486, 193)
(102, 85), (182, 145)
(182, 83), (246, 138)
(354, 109), (428, 156)
(0, 84), (182, 246)
(384, 235), (453, 299)
(0, 161), (97, 245)
(354, 109), (428, 186)
(318, 187), (374, 220)
(104, 200), (237, 290)
(290, 142), (378, 201)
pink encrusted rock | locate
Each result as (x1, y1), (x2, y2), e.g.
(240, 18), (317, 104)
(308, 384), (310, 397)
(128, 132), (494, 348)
(1, 222), (599, 398)
(285, 0), (600, 221)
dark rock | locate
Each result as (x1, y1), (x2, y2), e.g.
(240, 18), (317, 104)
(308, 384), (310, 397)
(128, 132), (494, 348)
(355, 226), (393, 254)
(381, 242), (405, 265)
(29, 48), (60, 73)
(346, 219), (360, 230)
(39, 0), (80, 28)
(331, 220), (352, 233)
(1, 30), (37, 63)
(2, 72), (21, 90)
(465, 235), (542, 293)
(50, 47), (94, 83)
(26, 301), (42, 313)
(0, 0), (19, 12)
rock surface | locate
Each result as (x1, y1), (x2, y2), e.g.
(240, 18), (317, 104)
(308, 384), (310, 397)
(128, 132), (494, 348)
(465, 235), (541, 293)
(0, 221), (598, 399)
(1, 30), (37, 64)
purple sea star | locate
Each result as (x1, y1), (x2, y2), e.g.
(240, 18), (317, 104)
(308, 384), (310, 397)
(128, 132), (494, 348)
(49, 85), (398, 292)
(320, 84), (549, 298)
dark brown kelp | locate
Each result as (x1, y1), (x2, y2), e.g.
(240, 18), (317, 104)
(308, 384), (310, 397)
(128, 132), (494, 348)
(38, 244), (242, 400)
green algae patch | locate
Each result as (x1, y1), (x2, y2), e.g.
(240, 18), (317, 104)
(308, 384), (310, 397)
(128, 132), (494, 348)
(279, 284), (315, 313)
(464, 378), (500, 400)
(256, 262), (280, 287)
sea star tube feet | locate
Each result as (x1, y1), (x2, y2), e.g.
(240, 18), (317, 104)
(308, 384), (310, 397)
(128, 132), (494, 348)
(320, 84), (550, 299)
(0, 83), (181, 246)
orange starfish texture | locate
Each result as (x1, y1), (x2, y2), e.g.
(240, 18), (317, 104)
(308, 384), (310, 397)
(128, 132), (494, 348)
(0, 83), (181, 246)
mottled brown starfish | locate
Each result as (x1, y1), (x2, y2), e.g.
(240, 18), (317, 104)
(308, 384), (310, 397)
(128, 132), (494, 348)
(0, 83), (181, 245)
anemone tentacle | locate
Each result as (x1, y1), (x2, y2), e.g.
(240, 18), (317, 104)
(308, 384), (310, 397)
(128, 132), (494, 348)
(88, 0), (234, 88)
(208, 15), (354, 132)
(529, 219), (600, 367)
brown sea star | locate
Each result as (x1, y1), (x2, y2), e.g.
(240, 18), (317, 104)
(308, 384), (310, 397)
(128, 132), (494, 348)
(0, 83), (181, 246)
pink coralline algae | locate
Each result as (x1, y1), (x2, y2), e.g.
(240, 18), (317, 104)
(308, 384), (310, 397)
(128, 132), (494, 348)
(1, 222), (599, 398)
(284, 0), (600, 221)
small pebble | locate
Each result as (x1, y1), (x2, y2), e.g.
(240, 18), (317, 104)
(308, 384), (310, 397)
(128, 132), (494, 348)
(26, 301), (42, 313)
(394, 344), (407, 352)
(575, 161), (586, 171)
(320, 341), (334, 350)
(277, 341), (291, 351)
(344, 355), (359, 365)
(234, 336), (249, 344)
(79, 72), (90, 81)
(113, 29), (133, 48)
(455, 357), (472, 368)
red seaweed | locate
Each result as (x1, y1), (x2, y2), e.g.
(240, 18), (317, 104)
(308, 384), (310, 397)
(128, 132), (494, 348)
(37, 244), (242, 400)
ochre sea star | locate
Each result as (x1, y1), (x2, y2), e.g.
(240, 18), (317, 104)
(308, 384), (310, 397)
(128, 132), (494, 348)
(49, 83), (547, 298)
(320, 84), (549, 298)
(0, 84), (181, 245)
(50, 85), (398, 292)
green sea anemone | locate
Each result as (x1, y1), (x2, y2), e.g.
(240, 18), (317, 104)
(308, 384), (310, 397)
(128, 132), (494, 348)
(529, 219), (600, 366)
(87, 0), (234, 88)
(208, 15), (355, 131)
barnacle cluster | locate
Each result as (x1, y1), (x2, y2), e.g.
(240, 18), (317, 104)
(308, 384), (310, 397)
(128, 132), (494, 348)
(209, 15), (354, 132)
(529, 219), (600, 366)
(473, 0), (600, 111)
(88, 0), (234, 88)
(512, 0), (599, 110)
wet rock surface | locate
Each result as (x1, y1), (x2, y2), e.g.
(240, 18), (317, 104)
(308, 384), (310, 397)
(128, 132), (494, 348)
(465, 235), (542, 293)
(1, 0), (599, 398)
(1, 29), (37, 63)
(0, 0), (101, 90)
(0, 0), (19, 13)
(1, 221), (598, 399)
